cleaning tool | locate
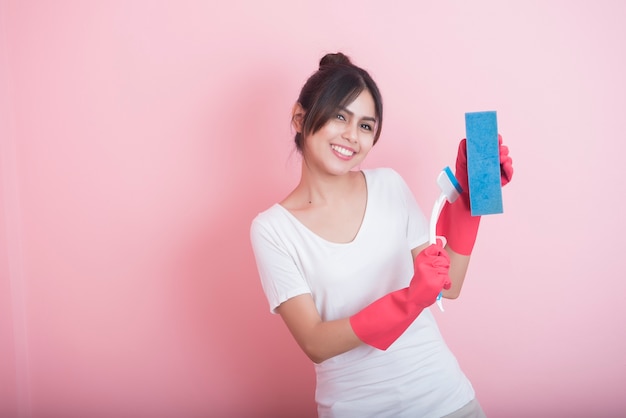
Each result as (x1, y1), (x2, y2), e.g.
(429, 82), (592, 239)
(437, 113), (513, 256)
(465, 111), (503, 216)
(429, 167), (463, 311)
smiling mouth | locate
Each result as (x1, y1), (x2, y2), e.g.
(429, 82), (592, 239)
(331, 144), (356, 157)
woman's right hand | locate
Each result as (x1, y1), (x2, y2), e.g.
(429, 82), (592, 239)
(409, 240), (451, 307)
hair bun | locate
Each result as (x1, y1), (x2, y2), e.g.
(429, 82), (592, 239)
(319, 52), (352, 69)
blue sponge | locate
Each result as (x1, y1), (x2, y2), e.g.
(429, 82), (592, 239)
(465, 111), (503, 216)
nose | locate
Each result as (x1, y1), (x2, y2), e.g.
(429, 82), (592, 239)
(342, 122), (358, 142)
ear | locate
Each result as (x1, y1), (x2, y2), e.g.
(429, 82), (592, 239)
(292, 102), (305, 133)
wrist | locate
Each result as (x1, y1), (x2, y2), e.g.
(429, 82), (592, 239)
(436, 197), (480, 256)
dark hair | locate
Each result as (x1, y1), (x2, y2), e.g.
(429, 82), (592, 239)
(294, 52), (383, 152)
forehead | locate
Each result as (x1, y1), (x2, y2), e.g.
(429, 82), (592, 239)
(343, 89), (376, 118)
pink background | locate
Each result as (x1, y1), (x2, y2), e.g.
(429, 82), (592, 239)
(2, 1), (625, 417)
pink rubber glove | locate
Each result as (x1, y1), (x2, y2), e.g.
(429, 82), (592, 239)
(350, 241), (451, 351)
(437, 135), (514, 255)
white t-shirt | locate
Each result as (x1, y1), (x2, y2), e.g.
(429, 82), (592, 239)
(250, 168), (475, 418)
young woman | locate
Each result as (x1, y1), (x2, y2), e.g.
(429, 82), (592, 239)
(250, 52), (513, 418)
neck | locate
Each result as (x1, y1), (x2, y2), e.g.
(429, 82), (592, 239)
(297, 164), (361, 206)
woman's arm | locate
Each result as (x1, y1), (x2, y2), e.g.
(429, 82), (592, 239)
(276, 294), (362, 364)
(429, 135), (513, 300)
(280, 242), (451, 362)
(441, 247), (469, 299)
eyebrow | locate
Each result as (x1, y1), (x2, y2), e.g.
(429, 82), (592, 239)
(338, 106), (377, 123)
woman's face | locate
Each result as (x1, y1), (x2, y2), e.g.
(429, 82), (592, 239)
(301, 89), (377, 176)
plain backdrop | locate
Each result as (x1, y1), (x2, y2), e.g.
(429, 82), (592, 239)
(1, 1), (625, 417)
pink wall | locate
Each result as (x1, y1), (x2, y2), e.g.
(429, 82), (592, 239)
(1, 1), (625, 417)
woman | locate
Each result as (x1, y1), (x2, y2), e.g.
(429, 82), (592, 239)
(250, 52), (513, 417)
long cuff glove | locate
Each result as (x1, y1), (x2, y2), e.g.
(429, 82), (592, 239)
(349, 241), (451, 351)
(437, 134), (514, 255)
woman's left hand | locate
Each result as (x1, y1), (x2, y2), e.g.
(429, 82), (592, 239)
(499, 134), (514, 186)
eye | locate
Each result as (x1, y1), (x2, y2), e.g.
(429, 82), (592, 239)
(360, 123), (372, 131)
(336, 114), (347, 121)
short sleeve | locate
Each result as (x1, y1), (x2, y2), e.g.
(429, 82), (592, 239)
(393, 171), (429, 250)
(250, 213), (312, 314)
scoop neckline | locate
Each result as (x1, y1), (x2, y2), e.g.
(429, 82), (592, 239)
(276, 170), (370, 245)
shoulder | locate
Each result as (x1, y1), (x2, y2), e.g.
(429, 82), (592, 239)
(363, 167), (408, 187)
(251, 203), (305, 248)
(363, 167), (400, 179)
(250, 204), (284, 238)
(364, 168), (418, 209)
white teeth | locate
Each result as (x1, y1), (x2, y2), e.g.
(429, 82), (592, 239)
(331, 145), (355, 156)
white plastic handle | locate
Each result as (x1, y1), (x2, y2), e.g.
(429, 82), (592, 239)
(428, 166), (461, 313)
(429, 193), (447, 312)
(429, 193), (447, 245)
